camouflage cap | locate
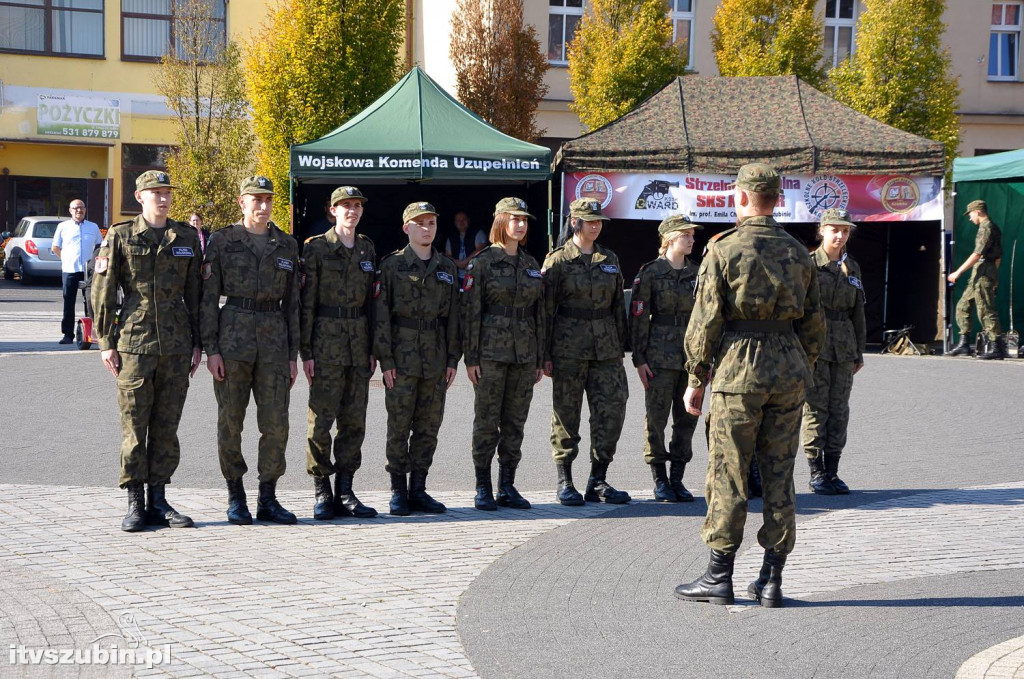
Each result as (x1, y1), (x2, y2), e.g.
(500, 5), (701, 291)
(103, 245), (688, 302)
(569, 198), (610, 221)
(331, 186), (367, 206)
(494, 197), (534, 218)
(964, 199), (987, 215)
(239, 175), (275, 196)
(819, 208), (856, 228)
(735, 163), (781, 192)
(403, 201), (438, 222)
(135, 170), (175, 191)
(658, 214), (702, 237)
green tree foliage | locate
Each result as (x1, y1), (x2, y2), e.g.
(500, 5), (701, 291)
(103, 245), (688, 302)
(711, 0), (826, 88)
(246, 0), (404, 226)
(154, 0), (254, 229)
(568, 0), (687, 132)
(450, 0), (550, 141)
(829, 0), (960, 178)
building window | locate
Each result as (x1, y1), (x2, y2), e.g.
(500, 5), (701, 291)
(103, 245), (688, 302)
(548, 0), (583, 65)
(824, 0), (856, 69)
(990, 3), (1021, 80)
(121, 0), (225, 62)
(121, 144), (172, 214)
(669, 0), (695, 69)
(0, 0), (103, 57)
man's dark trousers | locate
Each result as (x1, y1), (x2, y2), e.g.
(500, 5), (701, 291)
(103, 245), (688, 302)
(62, 272), (85, 337)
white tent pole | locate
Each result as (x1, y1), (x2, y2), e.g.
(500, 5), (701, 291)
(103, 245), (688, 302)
(940, 176), (948, 353)
(556, 172), (565, 251)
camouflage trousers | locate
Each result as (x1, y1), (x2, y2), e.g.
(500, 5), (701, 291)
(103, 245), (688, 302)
(956, 272), (1002, 339)
(214, 358), (291, 483)
(702, 389), (804, 557)
(472, 360), (537, 469)
(116, 352), (191, 488)
(802, 359), (854, 460)
(384, 372), (448, 474)
(550, 357), (628, 464)
(306, 362), (370, 477)
(642, 367), (698, 465)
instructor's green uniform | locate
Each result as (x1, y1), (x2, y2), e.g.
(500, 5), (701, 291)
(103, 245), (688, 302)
(955, 216), (1003, 340)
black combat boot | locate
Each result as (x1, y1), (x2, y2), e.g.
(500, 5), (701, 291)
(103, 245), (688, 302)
(334, 470), (377, 518)
(121, 482), (147, 532)
(496, 463), (531, 509)
(474, 465), (497, 511)
(389, 472), (410, 516)
(824, 452), (850, 494)
(409, 469), (447, 514)
(312, 475), (334, 521)
(674, 549), (736, 605)
(584, 460), (631, 504)
(747, 550), (786, 608)
(651, 462), (678, 502)
(226, 478), (252, 525)
(747, 457), (763, 499)
(807, 453), (837, 495)
(978, 335), (1008, 360)
(945, 334), (972, 356)
(146, 483), (194, 528)
(556, 462), (585, 506)
(669, 461), (694, 502)
(256, 480), (298, 524)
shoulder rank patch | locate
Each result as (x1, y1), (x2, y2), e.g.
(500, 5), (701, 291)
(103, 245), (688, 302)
(599, 264), (619, 274)
(526, 269), (543, 279)
(463, 274), (474, 292)
(201, 262), (212, 280)
(171, 246), (194, 257)
(848, 275), (863, 290)
(94, 257), (108, 274)
(360, 260), (374, 272)
(275, 257), (294, 272)
(631, 299), (645, 317)
(437, 271), (454, 284)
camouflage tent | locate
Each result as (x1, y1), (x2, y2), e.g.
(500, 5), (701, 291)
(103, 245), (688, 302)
(554, 75), (945, 176)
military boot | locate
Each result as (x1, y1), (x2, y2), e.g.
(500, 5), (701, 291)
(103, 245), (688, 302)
(496, 463), (531, 509)
(334, 471), (377, 518)
(747, 457), (763, 499)
(256, 480), (297, 524)
(584, 461), (631, 504)
(945, 334), (973, 357)
(389, 472), (410, 516)
(146, 483), (194, 528)
(121, 482), (147, 532)
(747, 550), (786, 608)
(807, 453), (837, 495)
(674, 549), (736, 605)
(978, 335), (1008, 360)
(312, 475), (334, 521)
(555, 462), (585, 506)
(824, 452), (850, 494)
(409, 469), (447, 513)
(651, 462), (678, 502)
(474, 466), (497, 511)
(226, 478), (253, 525)
(669, 461), (694, 502)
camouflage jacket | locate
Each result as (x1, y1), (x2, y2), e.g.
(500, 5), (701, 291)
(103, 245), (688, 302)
(199, 222), (300, 363)
(541, 240), (627, 362)
(373, 245), (461, 377)
(629, 256), (697, 370)
(91, 216), (201, 355)
(812, 248), (866, 364)
(299, 229), (376, 366)
(972, 217), (1002, 282)
(462, 244), (545, 367)
(684, 216), (825, 394)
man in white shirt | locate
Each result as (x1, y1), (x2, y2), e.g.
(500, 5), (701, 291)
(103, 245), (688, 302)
(52, 199), (102, 344)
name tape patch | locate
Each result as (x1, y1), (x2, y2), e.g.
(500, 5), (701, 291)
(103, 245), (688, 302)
(526, 269), (543, 279)
(171, 246), (194, 257)
(275, 257), (294, 272)
(360, 261), (374, 272)
(600, 264), (619, 274)
(437, 271), (454, 284)
(848, 275), (863, 290)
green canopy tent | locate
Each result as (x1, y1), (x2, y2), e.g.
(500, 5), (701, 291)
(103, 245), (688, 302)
(951, 148), (1024, 343)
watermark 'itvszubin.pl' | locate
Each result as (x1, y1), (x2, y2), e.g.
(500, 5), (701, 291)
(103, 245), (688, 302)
(9, 643), (172, 669)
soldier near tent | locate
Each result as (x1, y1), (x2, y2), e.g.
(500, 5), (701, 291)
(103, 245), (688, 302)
(462, 197), (545, 511)
(373, 201), (461, 516)
(200, 175), (301, 525)
(675, 163), (825, 608)
(91, 170), (202, 532)
(300, 186), (379, 521)
(629, 214), (702, 503)
(946, 199), (1007, 359)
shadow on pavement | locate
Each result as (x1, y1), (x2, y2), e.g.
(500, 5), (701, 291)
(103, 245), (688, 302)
(787, 594), (1024, 608)
(0, 342), (95, 353)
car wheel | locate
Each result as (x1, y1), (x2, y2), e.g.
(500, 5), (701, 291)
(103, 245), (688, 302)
(18, 259), (32, 285)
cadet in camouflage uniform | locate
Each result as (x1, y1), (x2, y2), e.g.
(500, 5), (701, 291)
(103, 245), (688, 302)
(629, 215), (702, 503)
(802, 208), (866, 496)
(542, 198), (630, 506)
(92, 170), (201, 532)
(200, 175), (300, 525)
(374, 202), (461, 516)
(463, 198), (545, 511)
(946, 199), (1006, 359)
(675, 164), (824, 608)
(300, 186), (378, 521)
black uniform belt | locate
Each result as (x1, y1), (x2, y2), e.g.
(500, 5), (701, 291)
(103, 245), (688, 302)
(651, 313), (690, 327)
(225, 296), (281, 313)
(485, 304), (531, 319)
(559, 307), (611, 320)
(825, 309), (849, 321)
(392, 315), (443, 330)
(317, 305), (364, 319)
(725, 319), (793, 333)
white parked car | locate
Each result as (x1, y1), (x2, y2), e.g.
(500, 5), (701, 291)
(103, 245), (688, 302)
(3, 216), (64, 284)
